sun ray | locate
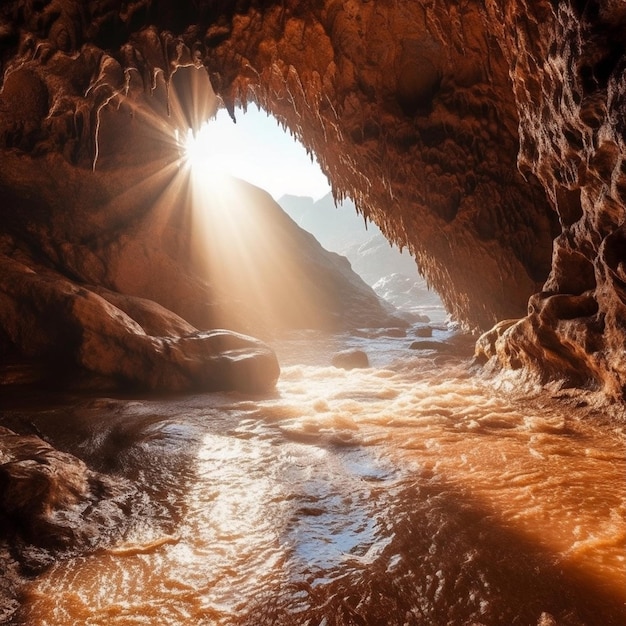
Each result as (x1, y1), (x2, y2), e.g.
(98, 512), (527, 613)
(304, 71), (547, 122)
(94, 64), (333, 331)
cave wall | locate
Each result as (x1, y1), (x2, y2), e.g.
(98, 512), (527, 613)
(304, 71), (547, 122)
(200, 0), (560, 330)
(1, 1), (626, 398)
(476, 1), (626, 398)
(0, 0), (560, 329)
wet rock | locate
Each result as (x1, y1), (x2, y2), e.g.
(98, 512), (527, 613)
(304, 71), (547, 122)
(477, 313), (600, 389)
(0, 427), (133, 564)
(409, 340), (451, 353)
(474, 319), (519, 364)
(331, 349), (369, 370)
(174, 330), (281, 393)
(414, 325), (433, 338)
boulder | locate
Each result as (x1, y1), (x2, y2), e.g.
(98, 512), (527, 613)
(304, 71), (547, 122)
(414, 326), (433, 338)
(0, 254), (279, 393)
(0, 427), (132, 560)
(331, 349), (369, 370)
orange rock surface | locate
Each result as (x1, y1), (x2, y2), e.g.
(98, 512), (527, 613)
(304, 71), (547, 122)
(0, 1), (625, 399)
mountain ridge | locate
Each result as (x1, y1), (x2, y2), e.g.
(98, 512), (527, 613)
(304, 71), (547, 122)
(278, 193), (446, 322)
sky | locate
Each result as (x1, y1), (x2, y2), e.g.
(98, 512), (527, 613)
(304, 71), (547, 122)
(189, 105), (332, 201)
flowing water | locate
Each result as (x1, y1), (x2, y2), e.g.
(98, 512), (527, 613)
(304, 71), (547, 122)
(2, 329), (625, 625)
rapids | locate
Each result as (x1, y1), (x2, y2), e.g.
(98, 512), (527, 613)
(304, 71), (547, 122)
(1, 328), (625, 625)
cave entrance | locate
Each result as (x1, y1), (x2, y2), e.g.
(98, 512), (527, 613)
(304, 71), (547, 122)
(168, 67), (445, 326)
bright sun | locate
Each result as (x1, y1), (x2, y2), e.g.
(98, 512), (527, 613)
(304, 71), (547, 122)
(183, 122), (224, 174)
(177, 105), (332, 201)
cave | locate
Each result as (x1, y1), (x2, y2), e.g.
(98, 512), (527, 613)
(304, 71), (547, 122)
(1, 0), (626, 399)
(1, 2), (625, 625)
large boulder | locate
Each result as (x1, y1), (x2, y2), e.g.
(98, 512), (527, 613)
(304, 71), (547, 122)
(0, 254), (279, 393)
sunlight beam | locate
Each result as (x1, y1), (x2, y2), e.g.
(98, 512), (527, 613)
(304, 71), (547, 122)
(183, 123), (224, 174)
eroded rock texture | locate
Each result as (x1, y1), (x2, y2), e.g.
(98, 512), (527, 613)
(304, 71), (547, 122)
(475, 1), (626, 399)
(0, 1), (625, 399)
(0, 425), (136, 571)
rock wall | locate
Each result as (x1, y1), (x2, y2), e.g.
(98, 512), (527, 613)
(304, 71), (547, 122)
(1, 1), (626, 399)
(476, 1), (626, 399)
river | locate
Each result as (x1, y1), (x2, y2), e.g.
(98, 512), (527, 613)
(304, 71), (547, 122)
(2, 328), (625, 625)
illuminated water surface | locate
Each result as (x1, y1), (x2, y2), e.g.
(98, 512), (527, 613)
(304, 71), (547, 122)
(9, 330), (626, 626)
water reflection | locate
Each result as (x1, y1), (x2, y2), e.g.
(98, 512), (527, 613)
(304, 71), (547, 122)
(5, 331), (626, 625)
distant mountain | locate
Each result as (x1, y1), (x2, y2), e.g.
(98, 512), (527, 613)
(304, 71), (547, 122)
(278, 193), (446, 322)
(191, 179), (405, 333)
(277, 194), (374, 252)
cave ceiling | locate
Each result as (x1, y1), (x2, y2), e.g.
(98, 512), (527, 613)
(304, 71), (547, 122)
(1, 0), (626, 399)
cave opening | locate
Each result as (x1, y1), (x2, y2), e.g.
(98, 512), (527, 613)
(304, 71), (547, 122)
(164, 67), (447, 328)
(180, 103), (331, 202)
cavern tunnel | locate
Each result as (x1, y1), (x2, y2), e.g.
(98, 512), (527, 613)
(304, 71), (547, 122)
(1, 2), (626, 625)
(2, 0), (626, 398)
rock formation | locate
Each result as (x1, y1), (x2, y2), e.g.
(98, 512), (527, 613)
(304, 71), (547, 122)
(0, 1), (625, 400)
(0, 425), (136, 572)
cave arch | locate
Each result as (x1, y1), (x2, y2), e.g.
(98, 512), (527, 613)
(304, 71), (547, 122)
(0, 0), (559, 331)
(2, 1), (626, 399)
